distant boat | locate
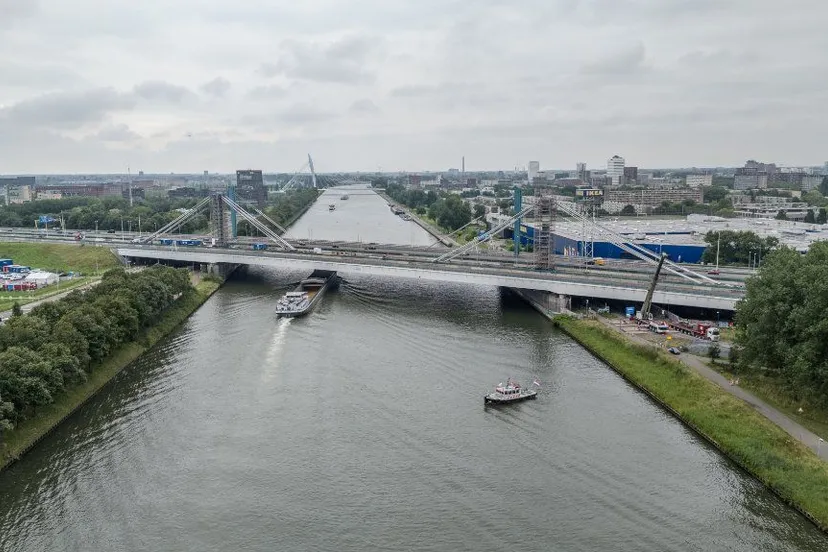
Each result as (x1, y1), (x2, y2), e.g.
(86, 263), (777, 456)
(328, 204), (336, 211)
(341, 194), (349, 200)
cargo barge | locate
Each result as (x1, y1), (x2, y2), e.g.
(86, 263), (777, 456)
(275, 270), (338, 318)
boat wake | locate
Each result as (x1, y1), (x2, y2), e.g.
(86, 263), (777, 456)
(263, 317), (293, 381)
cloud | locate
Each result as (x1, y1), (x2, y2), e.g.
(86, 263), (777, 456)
(0, 61), (86, 89)
(200, 77), (231, 98)
(268, 35), (381, 84)
(246, 84), (289, 101)
(0, 0), (38, 28)
(581, 42), (648, 75)
(350, 99), (379, 115)
(133, 81), (196, 104)
(94, 123), (142, 142)
(0, 88), (135, 129)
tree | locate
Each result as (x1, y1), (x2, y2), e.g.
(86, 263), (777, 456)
(11, 303), (22, 318)
(820, 176), (828, 196)
(805, 209), (816, 223)
(700, 230), (777, 265)
(708, 343), (721, 364)
(735, 243), (828, 403)
(703, 186), (729, 203)
(775, 210), (787, 220)
(473, 204), (486, 220)
(620, 204), (636, 216)
(818, 208), (827, 225)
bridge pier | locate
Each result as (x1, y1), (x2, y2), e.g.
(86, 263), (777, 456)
(508, 288), (572, 319)
(205, 262), (239, 281)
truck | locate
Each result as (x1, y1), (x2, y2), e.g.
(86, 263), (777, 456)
(667, 320), (720, 341)
(252, 243), (268, 251)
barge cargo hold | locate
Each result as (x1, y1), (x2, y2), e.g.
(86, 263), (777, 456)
(275, 270), (338, 318)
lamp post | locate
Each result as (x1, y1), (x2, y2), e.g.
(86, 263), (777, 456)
(95, 220), (98, 236)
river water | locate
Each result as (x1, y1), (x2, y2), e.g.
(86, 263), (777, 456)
(1, 187), (826, 551)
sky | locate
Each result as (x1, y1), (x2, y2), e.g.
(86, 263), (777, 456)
(1, 0), (827, 174)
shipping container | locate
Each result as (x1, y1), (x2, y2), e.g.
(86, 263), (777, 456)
(0, 259), (12, 267)
(159, 239), (174, 245)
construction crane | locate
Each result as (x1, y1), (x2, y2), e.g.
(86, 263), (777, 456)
(638, 253), (667, 322)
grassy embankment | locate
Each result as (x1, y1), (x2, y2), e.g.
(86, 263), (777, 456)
(0, 243), (120, 311)
(0, 280), (221, 470)
(554, 316), (828, 531)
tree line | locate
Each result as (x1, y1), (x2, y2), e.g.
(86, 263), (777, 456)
(735, 242), (828, 406)
(700, 230), (778, 265)
(384, 183), (473, 231)
(0, 267), (192, 448)
(0, 189), (319, 236)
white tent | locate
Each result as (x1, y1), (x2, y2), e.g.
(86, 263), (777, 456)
(24, 272), (59, 288)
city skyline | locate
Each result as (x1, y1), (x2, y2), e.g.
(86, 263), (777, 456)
(1, 0), (827, 174)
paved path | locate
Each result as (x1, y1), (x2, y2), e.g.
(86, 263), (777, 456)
(0, 279), (101, 320)
(596, 316), (827, 460)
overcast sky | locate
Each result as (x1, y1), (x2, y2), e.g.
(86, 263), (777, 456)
(1, 0), (826, 174)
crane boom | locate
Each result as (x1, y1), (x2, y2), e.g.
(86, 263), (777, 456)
(640, 253), (667, 321)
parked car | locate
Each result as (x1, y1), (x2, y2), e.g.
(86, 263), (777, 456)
(668, 347), (681, 355)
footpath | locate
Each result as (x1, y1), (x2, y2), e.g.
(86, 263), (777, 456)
(0, 279), (101, 320)
(596, 315), (827, 460)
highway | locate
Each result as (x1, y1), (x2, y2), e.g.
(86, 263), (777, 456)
(0, 227), (746, 309)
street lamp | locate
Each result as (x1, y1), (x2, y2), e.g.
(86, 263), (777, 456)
(95, 220), (98, 235)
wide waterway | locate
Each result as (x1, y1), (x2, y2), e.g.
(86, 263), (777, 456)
(1, 187), (826, 551)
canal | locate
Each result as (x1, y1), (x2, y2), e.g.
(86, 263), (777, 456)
(0, 187), (826, 551)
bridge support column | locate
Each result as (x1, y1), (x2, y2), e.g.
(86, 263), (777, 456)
(206, 262), (239, 282)
(507, 288), (571, 319)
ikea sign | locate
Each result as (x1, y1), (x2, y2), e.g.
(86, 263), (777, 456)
(576, 188), (603, 198)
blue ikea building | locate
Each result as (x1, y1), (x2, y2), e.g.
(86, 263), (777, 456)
(506, 223), (707, 264)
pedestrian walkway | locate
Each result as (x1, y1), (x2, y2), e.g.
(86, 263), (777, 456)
(596, 316), (827, 460)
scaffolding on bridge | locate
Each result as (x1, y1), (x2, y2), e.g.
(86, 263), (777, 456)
(533, 188), (556, 271)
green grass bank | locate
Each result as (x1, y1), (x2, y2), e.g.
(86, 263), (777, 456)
(0, 242), (120, 274)
(554, 316), (828, 532)
(0, 280), (221, 472)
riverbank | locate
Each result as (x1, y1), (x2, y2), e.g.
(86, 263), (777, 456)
(554, 316), (828, 531)
(377, 192), (458, 247)
(0, 279), (221, 472)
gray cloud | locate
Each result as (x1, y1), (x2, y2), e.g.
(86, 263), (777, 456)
(200, 77), (231, 98)
(0, 88), (135, 129)
(246, 84), (289, 101)
(133, 81), (196, 104)
(0, 0), (38, 28)
(350, 99), (380, 115)
(94, 123), (142, 142)
(268, 35), (381, 84)
(1, 0), (828, 172)
(582, 42), (648, 75)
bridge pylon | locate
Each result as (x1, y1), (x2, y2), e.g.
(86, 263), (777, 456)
(210, 193), (231, 247)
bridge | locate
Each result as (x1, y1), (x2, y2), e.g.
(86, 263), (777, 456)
(6, 176), (747, 312)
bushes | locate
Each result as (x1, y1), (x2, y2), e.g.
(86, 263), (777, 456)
(0, 266), (192, 442)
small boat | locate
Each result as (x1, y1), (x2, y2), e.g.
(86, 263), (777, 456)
(401, 213), (412, 221)
(328, 204), (336, 211)
(276, 270), (338, 317)
(484, 379), (538, 405)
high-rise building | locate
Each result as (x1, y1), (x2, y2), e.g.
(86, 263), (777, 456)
(235, 170), (266, 207)
(623, 166), (638, 183)
(528, 161), (540, 183)
(607, 155), (625, 187)
(576, 162), (587, 182)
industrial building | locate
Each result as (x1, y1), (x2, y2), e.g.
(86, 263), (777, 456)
(498, 213), (828, 263)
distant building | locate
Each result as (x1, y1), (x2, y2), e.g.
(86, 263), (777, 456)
(623, 166), (638, 183)
(607, 155), (625, 187)
(168, 187), (210, 199)
(528, 161), (540, 184)
(685, 174), (713, 188)
(408, 174), (422, 188)
(801, 175), (823, 192)
(603, 188), (703, 214)
(734, 167), (769, 190)
(5, 185), (32, 204)
(35, 183), (121, 198)
(235, 170), (266, 207)
(576, 162), (588, 182)
(36, 190), (63, 200)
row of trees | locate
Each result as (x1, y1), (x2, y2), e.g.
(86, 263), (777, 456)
(385, 183), (474, 231)
(735, 242), (828, 405)
(0, 267), (192, 447)
(235, 188), (319, 236)
(0, 189), (319, 236)
(700, 230), (779, 265)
